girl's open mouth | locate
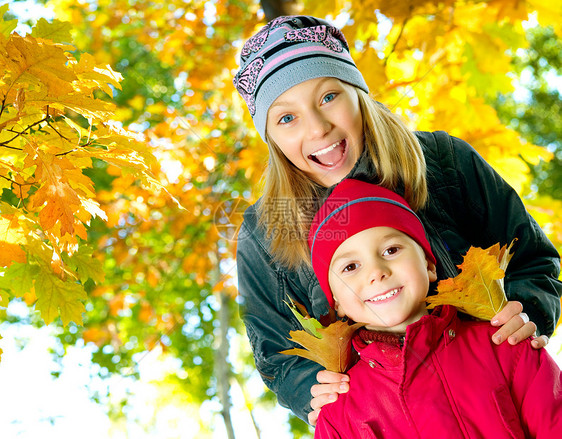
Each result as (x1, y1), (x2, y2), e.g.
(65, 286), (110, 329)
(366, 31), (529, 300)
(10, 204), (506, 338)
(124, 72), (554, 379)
(308, 140), (346, 167)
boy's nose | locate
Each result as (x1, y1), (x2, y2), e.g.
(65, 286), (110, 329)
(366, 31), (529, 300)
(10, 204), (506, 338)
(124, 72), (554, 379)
(369, 264), (389, 283)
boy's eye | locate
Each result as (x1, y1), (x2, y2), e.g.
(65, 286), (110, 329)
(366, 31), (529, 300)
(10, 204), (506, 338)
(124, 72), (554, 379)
(383, 246), (400, 256)
(322, 93), (336, 104)
(279, 114), (294, 124)
(342, 263), (358, 273)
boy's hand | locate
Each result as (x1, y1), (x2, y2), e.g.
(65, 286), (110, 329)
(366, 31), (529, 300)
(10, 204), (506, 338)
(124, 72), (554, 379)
(491, 301), (548, 349)
(308, 370), (350, 426)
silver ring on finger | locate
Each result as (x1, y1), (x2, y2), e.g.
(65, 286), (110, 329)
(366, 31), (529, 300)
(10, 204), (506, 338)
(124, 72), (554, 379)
(519, 312), (529, 325)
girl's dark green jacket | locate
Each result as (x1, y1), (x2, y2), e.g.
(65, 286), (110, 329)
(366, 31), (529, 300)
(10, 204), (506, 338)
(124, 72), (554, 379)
(236, 131), (562, 422)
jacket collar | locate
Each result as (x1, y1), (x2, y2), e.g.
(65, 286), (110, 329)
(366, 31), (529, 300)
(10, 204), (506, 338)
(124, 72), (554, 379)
(353, 305), (458, 369)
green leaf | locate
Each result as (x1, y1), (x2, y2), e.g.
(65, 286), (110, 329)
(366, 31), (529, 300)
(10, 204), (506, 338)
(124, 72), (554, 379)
(0, 4), (17, 39)
(64, 245), (105, 284)
(0, 262), (39, 297)
(35, 269), (87, 325)
(284, 298), (323, 338)
(0, 289), (9, 307)
(31, 18), (72, 43)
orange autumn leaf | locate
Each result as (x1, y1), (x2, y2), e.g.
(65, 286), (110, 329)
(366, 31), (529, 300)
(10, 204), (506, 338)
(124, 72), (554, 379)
(138, 301), (155, 324)
(281, 320), (364, 373)
(108, 293), (125, 317)
(34, 183), (80, 236)
(0, 242), (26, 266)
(426, 241), (516, 320)
(82, 326), (111, 346)
(280, 299), (363, 373)
(0, 216), (27, 267)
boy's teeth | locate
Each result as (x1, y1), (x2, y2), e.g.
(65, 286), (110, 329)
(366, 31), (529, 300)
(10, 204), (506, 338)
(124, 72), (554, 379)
(311, 141), (340, 157)
(368, 288), (399, 302)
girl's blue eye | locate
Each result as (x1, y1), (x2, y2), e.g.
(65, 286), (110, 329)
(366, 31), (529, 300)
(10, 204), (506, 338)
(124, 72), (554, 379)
(279, 114), (294, 124)
(322, 93), (336, 104)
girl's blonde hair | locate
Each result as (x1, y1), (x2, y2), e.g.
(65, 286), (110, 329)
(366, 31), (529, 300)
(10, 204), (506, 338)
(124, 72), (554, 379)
(257, 86), (428, 269)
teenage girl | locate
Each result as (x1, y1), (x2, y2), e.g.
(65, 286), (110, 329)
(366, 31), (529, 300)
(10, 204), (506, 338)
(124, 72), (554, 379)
(233, 15), (561, 425)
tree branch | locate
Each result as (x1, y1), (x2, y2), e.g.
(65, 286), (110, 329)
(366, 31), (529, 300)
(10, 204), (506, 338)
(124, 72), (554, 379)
(384, 16), (409, 67)
(55, 140), (94, 157)
(0, 93), (7, 120)
(0, 112), (50, 150)
(47, 119), (72, 142)
(213, 247), (236, 439)
(260, 0), (303, 21)
(1, 174), (34, 208)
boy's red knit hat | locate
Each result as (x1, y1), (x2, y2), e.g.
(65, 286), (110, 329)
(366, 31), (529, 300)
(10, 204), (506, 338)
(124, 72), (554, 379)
(308, 179), (436, 307)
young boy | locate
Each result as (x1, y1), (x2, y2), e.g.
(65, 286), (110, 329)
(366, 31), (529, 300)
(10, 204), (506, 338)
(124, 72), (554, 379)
(308, 178), (562, 438)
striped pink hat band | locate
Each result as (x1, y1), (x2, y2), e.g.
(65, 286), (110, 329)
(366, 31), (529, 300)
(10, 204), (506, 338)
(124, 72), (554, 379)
(233, 15), (369, 141)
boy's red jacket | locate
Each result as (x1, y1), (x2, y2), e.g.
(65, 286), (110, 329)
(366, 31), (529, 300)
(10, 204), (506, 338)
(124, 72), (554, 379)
(315, 305), (562, 438)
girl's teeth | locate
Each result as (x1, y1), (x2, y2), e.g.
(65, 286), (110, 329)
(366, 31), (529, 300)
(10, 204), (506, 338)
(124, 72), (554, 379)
(311, 141), (340, 157)
(368, 288), (399, 302)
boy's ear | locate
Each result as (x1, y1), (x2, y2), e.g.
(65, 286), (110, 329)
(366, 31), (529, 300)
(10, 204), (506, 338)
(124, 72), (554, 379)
(427, 259), (438, 282)
(333, 298), (346, 318)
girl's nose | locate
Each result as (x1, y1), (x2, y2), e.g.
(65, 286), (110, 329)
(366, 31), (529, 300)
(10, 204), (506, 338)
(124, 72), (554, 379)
(307, 110), (331, 139)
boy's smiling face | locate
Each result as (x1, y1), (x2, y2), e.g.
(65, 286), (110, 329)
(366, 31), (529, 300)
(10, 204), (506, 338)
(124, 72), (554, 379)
(328, 227), (437, 332)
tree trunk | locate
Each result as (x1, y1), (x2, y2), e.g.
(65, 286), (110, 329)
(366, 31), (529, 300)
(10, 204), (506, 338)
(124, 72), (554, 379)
(214, 249), (236, 439)
(260, 0), (304, 21)
(235, 375), (262, 439)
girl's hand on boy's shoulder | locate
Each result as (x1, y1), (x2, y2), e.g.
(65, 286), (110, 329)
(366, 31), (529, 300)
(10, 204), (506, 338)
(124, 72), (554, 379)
(490, 301), (548, 350)
(308, 370), (350, 426)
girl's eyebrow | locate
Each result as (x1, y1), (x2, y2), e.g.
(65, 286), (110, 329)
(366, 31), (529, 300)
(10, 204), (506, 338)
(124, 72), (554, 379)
(269, 100), (290, 111)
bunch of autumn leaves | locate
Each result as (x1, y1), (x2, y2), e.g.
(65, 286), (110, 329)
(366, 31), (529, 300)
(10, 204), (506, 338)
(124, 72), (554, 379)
(282, 242), (514, 372)
(0, 9), (161, 328)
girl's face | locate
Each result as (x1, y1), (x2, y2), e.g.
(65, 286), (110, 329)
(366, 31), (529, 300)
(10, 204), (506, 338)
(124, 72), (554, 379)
(266, 77), (364, 188)
(328, 227), (437, 333)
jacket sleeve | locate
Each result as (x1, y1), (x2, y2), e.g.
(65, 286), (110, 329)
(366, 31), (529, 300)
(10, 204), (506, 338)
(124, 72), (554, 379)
(441, 133), (562, 336)
(236, 210), (324, 422)
(506, 342), (562, 438)
(314, 411), (342, 438)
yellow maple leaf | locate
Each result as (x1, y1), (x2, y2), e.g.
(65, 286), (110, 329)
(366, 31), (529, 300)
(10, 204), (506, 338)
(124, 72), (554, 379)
(426, 241), (515, 320)
(4, 34), (76, 96)
(528, 0), (562, 34)
(30, 18), (72, 43)
(71, 52), (123, 97)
